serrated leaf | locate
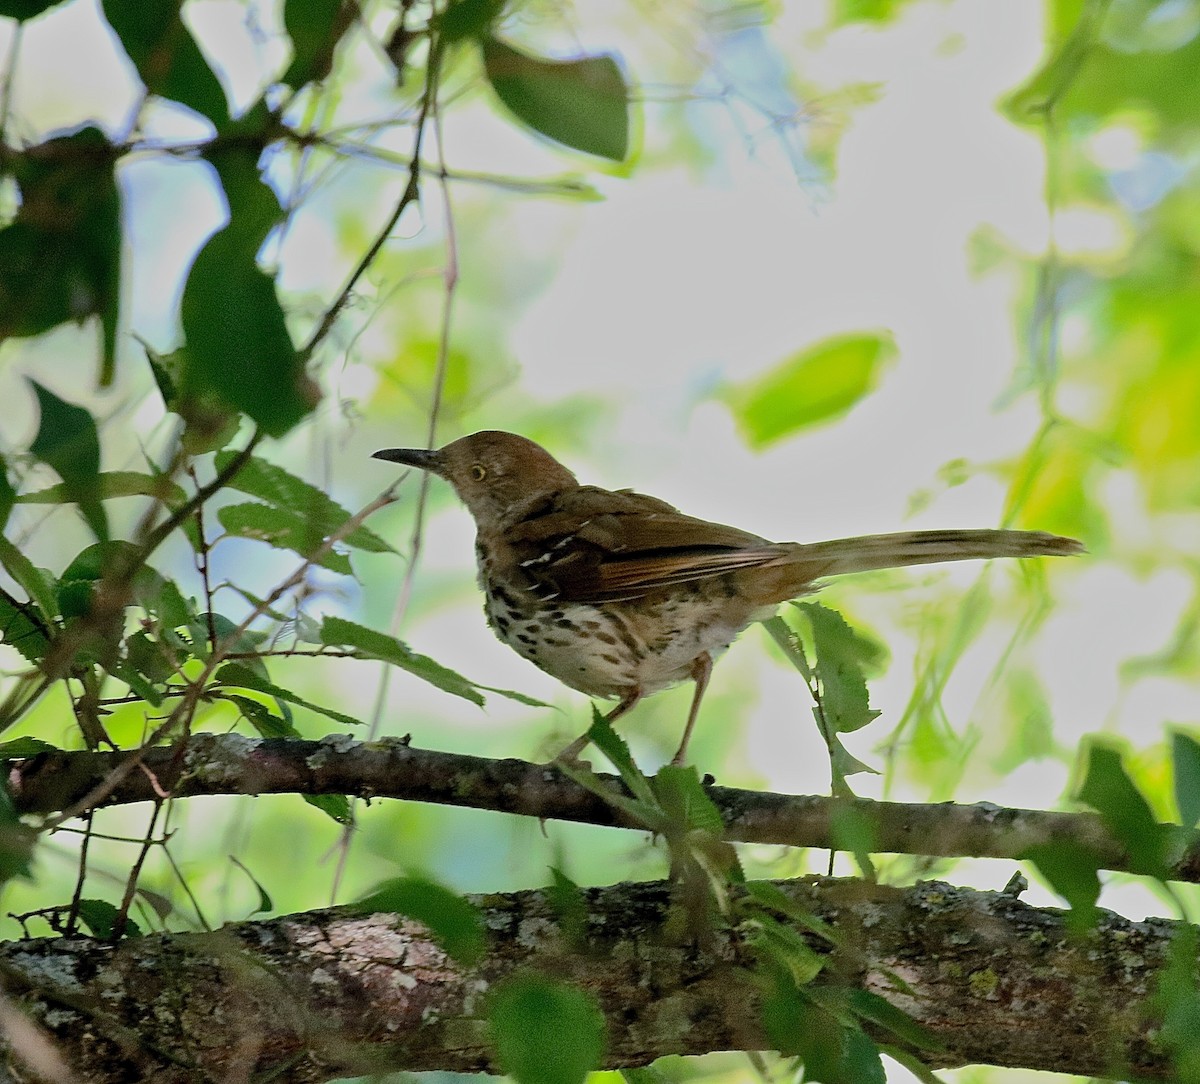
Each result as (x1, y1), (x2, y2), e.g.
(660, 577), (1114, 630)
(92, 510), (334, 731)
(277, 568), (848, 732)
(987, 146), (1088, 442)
(17, 470), (188, 509)
(547, 867), (588, 944)
(796, 602), (883, 735)
(723, 332), (896, 449)
(100, 0), (229, 125)
(489, 975), (605, 1084)
(356, 876), (485, 965)
(180, 226), (318, 438)
(304, 792), (353, 826)
(214, 452), (394, 554)
(215, 662), (366, 729)
(217, 502), (353, 576)
(1173, 731), (1200, 829)
(282, 0), (355, 88)
(0, 538), (58, 622)
(0, 593), (50, 664)
(482, 37), (629, 161)
(225, 694), (301, 739)
(1077, 741), (1176, 879)
(585, 709), (657, 809)
(653, 764), (725, 835)
(319, 616), (484, 705)
(27, 381), (108, 541)
(0, 128), (121, 382)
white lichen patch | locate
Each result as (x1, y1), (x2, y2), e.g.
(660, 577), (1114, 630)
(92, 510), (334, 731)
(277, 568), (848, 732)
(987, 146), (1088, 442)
(185, 733), (263, 785)
(516, 915), (558, 947)
(306, 733), (360, 770)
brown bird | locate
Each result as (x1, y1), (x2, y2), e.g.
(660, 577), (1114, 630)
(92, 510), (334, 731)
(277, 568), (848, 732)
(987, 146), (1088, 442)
(373, 431), (1082, 764)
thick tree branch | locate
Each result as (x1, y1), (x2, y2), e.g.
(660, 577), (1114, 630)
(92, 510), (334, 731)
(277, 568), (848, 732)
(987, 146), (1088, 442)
(0, 877), (1184, 1082)
(7, 735), (1199, 881)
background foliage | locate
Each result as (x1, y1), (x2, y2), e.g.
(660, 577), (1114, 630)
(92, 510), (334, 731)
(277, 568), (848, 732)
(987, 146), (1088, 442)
(2, 0), (1200, 1080)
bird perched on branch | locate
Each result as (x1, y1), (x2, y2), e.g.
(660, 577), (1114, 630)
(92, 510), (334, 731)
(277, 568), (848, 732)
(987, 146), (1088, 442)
(374, 431), (1082, 765)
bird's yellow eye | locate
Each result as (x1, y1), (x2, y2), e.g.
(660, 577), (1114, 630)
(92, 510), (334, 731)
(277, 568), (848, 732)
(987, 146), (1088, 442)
(470, 464), (487, 481)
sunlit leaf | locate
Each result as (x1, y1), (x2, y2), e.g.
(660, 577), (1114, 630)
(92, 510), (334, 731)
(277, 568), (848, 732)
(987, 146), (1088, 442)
(356, 876), (486, 965)
(489, 975), (605, 1084)
(27, 381), (107, 541)
(722, 332), (895, 449)
(482, 37), (629, 161)
(320, 616), (485, 705)
(215, 662), (367, 729)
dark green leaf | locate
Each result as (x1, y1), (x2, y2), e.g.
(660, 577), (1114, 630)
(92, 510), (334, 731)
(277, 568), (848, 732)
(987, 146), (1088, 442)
(0, 592), (50, 664)
(215, 662), (367, 729)
(1155, 926), (1200, 1079)
(0, 737), (58, 759)
(75, 899), (141, 939)
(282, 0), (355, 88)
(320, 615), (484, 705)
(141, 341), (241, 455)
(226, 694), (301, 739)
(0, 456), (14, 533)
(653, 764), (725, 835)
(547, 867), (588, 944)
(0, 781), (35, 885)
(0, 0), (66, 19)
(100, 0), (229, 125)
(0, 128), (121, 382)
(304, 792), (353, 825)
(217, 502), (353, 576)
(438, 0), (506, 41)
(1023, 840), (1102, 934)
(355, 876), (486, 965)
(585, 709), (656, 809)
(125, 630), (183, 686)
(27, 381), (108, 541)
(215, 452), (394, 554)
(482, 37), (629, 161)
(1077, 741), (1176, 879)
(229, 855), (274, 915)
(723, 332), (896, 449)
(0, 537), (58, 621)
(17, 471), (188, 509)
(1173, 731), (1200, 829)
(847, 989), (944, 1053)
(489, 975), (605, 1084)
(180, 227), (318, 438)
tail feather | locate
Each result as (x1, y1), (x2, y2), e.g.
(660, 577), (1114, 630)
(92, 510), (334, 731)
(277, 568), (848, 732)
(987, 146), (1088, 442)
(792, 528), (1084, 580)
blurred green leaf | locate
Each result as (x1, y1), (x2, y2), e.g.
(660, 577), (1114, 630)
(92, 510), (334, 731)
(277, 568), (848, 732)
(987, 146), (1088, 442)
(482, 37), (629, 161)
(0, 0), (65, 18)
(653, 764), (725, 835)
(1173, 731), (1200, 829)
(831, 0), (911, 23)
(282, 0), (355, 88)
(320, 615), (485, 705)
(1077, 742), (1177, 879)
(303, 792), (353, 826)
(18, 471), (187, 509)
(27, 381), (108, 541)
(141, 341), (241, 455)
(1155, 926), (1200, 1080)
(215, 452), (394, 554)
(229, 855), (274, 915)
(0, 456), (13, 533)
(438, 0), (506, 42)
(722, 332), (895, 449)
(215, 662), (367, 729)
(100, 0), (229, 125)
(180, 228), (318, 439)
(217, 502), (353, 576)
(547, 867), (588, 945)
(0, 127), (121, 382)
(226, 694), (301, 739)
(489, 975), (605, 1084)
(0, 780), (35, 885)
(75, 899), (141, 939)
(1023, 840), (1102, 933)
(356, 876), (486, 965)
(847, 988), (943, 1053)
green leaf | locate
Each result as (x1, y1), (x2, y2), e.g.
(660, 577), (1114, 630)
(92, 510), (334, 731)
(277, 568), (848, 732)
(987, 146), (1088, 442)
(795, 603), (883, 736)
(355, 876), (486, 965)
(438, 0), (506, 42)
(226, 694), (301, 739)
(180, 227), (318, 438)
(0, 593), (50, 664)
(1173, 731), (1200, 829)
(584, 709), (656, 809)
(1023, 840), (1102, 934)
(281, 0), (355, 88)
(722, 332), (896, 449)
(831, 0), (910, 23)
(0, 0), (65, 19)
(847, 989), (944, 1053)
(0, 781), (35, 884)
(0, 737), (58, 759)
(215, 662), (367, 729)
(1077, 742), (1176, 879)
(304, 792), (353, 826)
(27, 381), (108, 541)
(320, 616), (485, 705)
(0, 456), (14, 533)
(547, 867), (588, 945)
(217, 502), (353, 576)
(141, 341), (241, 455)
(17, 471), (188, 509)
(0, 127), (121, 382)
(229, 856), (274, 915)
(75, 899), (142, 939)
(482, 37), (629, 161)
(214, 452), (394, 554)
(653, 764), (725, 835)
(0, 537), (58, 621)
(100, 0), (229, 125)
(489, 975), (605, 1084)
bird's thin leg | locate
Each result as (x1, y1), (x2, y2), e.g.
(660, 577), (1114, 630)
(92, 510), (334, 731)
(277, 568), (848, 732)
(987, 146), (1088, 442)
(670, 652), (713, 766)
(556, 686), (642, 763)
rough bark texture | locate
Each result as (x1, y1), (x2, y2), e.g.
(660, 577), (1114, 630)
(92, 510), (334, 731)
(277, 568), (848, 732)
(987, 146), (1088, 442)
(0, 877), (1187, 1083)
(8, 735), (1198, 880)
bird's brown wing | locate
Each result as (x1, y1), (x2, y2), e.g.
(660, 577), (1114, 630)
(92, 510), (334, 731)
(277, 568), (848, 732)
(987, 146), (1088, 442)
(503, 486), (786, 602)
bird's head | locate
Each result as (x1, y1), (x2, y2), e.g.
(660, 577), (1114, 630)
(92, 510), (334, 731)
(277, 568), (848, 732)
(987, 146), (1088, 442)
(373, 430), (578, 527)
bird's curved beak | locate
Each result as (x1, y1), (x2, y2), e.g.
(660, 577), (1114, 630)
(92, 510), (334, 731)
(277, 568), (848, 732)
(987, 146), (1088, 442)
(372, 447), (443, 474)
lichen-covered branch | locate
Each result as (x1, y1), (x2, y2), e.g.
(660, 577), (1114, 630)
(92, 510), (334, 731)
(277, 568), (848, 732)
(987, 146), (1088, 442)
(0, 877), (1185, 1082)
(8, 735), (1199, 880)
